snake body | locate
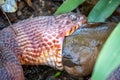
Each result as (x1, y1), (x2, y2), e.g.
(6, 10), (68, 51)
(0, 13), (86, 80)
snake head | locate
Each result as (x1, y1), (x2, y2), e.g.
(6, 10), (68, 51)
(54, 13), (87, 37)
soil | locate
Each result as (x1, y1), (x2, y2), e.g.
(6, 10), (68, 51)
(0, 0), (120, 80)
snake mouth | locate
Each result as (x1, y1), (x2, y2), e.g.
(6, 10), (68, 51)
(65, 25), (79, 36)
(67, 15), (87, 36)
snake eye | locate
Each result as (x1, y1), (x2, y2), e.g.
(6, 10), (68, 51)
(70, 14), (77, 21)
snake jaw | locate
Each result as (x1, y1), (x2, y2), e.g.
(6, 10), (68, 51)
(39, 37), (64, 70)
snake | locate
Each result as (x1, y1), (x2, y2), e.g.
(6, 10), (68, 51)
(0, 13), (86, 80)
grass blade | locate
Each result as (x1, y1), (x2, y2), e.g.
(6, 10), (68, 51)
(54, 0), (85, 15)
(88, 0), (120, 22)
(92, 22), (120, 80)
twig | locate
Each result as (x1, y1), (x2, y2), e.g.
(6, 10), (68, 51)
(0, 7), (17, 36)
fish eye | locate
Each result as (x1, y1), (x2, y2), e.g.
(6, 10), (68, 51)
(70, 14), (77, 21)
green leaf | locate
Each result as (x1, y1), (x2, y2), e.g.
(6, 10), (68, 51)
(53, 72), (61, 78)
(54, 0), (85, 15)
(88, 0), (120, 22)
(92, 22), (120, 80)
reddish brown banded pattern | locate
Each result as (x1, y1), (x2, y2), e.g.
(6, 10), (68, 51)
(14, 16), (63, 69)
(53, 39), (59, 43)
(63, 25), (79, 36)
